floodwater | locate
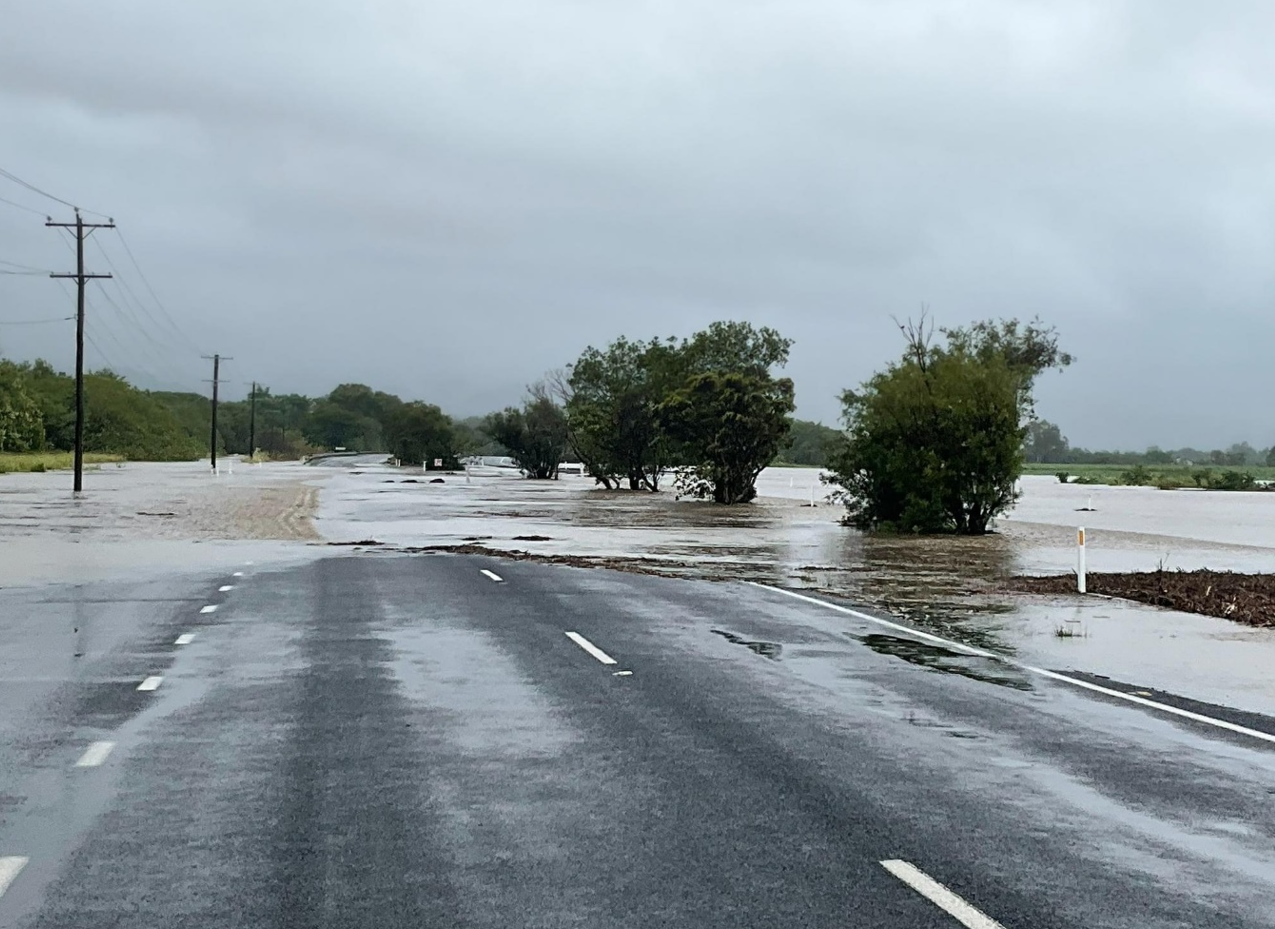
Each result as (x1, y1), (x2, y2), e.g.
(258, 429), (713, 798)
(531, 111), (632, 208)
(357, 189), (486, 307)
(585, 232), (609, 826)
(6, 457), (1275, 716)
(318, 461), (1275, 716)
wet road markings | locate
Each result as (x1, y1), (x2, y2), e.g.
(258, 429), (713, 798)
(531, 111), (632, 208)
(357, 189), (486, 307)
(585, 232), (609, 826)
(756, 584), (1275, 747)
(0, 856), (28, 899)
(199, 605), (217, 614)
(565, 631), (618, 665)
(137, 676), (163, 692)
(175, 633), (195, 645)
(74, 741), (115, 768)
(218, 585), (235, 592)
(881, 859), (1005, 928)
(480, 570), (503, 582)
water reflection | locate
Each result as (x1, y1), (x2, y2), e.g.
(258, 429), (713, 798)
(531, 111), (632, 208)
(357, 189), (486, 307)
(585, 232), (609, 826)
(855, 633), (1032, 691)
(711, 629), (783, 660)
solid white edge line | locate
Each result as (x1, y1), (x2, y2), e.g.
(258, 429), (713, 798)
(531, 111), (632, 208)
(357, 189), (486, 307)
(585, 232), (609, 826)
(0, 856), (29, 898)
(565, 631), (618, 665)
(199, 605), (217, 614)
(480, 569), (503, 582)
(74, 740), (116, 768)
(751, 583), (1275, 746)
(137, 675), (163, 692)
(174, 633), (196, 645)
(881, 860), (1006, 929)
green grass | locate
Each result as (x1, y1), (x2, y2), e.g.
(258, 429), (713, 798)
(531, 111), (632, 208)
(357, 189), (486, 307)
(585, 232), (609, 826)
(1023, 462), (1275, 487)
(0, 452), (125, 474)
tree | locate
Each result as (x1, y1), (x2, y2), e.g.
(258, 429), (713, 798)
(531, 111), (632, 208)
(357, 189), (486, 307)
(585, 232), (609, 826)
(566, 337), (678, 490)
(1024, 420), (1069, 463)
(385, 402), (456, 467)
(662, 371), (795, 504)
(483, 394), (567, 479)
(1266, 446), (1275, 468)
(680, 321), (792, 377)
(827, 317), (1069, 534)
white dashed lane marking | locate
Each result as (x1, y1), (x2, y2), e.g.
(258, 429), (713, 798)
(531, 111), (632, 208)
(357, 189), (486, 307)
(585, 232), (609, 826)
(565, 631), (618, 665)
(137, 676), (163, 692)
(175, 633), (195, 645)
(218, 585), (234, 592)
(480, 570), (503, 582)
(232, 572), (244, 577)
(881, 860), (1006, 929)
(199, 605), (217, 614)
(74, 741), (115, 768)
(0, 856), (28, 899)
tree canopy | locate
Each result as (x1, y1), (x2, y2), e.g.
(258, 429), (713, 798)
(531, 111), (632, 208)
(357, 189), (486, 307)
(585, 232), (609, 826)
(827, 317), (1069, 534)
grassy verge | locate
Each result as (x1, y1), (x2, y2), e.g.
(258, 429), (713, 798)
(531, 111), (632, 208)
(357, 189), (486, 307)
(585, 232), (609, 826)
(1023, 462), (1275, 489)
(0, 452), (125, 474)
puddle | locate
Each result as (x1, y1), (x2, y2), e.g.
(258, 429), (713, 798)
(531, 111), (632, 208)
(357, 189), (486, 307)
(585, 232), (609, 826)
(855, 633), (1032, 691)
(712, 629), (783, 660)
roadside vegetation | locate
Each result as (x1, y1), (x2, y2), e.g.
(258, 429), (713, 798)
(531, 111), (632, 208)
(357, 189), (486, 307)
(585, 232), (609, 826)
(0, 451), (123, 474)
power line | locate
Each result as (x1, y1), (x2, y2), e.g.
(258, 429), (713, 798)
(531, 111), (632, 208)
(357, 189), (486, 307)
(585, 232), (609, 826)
(0, 193), (48, 218)
(0, 316), (73, 326)
(0, 269), (47, 276)
(112, 229), (201, 354)
(0, 258), (53, 272)
(0, 165), (110, 219)
(91, 237), (197, 359)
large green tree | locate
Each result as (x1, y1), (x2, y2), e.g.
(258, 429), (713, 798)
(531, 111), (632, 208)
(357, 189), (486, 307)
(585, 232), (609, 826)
(828, 317), (1070, 534)
(566, 337), (679, 490)
(385, 402), (456, 467)
(663, 370), (795, 504)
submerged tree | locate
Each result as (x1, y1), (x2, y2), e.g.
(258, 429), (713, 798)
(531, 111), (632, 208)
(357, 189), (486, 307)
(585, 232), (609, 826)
(827, 316), (1070, 534)
(662, 370), (795, 504)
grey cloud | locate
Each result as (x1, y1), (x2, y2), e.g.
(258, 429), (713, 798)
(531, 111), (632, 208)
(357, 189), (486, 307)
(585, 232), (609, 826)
(2, 1), (1274, 448)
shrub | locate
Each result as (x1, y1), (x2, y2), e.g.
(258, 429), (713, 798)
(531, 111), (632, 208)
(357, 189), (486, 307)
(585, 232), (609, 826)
(1119, 464), (1152, 486)
(1056, 471), (1071, 483)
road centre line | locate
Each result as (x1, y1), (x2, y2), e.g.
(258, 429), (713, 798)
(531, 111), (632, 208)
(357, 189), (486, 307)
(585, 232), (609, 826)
(565, 631), (618, 665)
(0, 857), (28, 899)
(881, 860), (1006, 929)
(218, 585), (234, 592)
(137, 676), (163, 692)
(480, 569), (503, 582)
(753, 583), (1275, 746)
(199, 605), (217, 614)
(175, 633), (195, 645)
(74, 741), (115, 768)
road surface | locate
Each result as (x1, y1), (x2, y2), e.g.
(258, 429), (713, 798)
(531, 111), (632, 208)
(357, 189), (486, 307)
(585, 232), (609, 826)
(2, 553), (1273, 927)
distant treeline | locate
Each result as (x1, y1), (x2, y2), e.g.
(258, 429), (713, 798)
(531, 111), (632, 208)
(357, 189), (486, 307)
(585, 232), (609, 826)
(2, 354), (845, 470)
(1025, 420), (1275, 468)
(0, 357), (499, 466)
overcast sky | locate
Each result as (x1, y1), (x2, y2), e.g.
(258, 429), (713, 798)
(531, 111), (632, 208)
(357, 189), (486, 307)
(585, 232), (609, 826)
(1, 1), (1272, 449)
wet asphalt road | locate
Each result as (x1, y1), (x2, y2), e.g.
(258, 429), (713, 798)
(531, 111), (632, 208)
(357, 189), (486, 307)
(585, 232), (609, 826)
(2, 554), (1275, 928)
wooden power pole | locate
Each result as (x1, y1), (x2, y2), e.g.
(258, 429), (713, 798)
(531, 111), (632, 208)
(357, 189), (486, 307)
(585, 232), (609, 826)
(203, 354), (231, 471)
(47, 210), (115, 493)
